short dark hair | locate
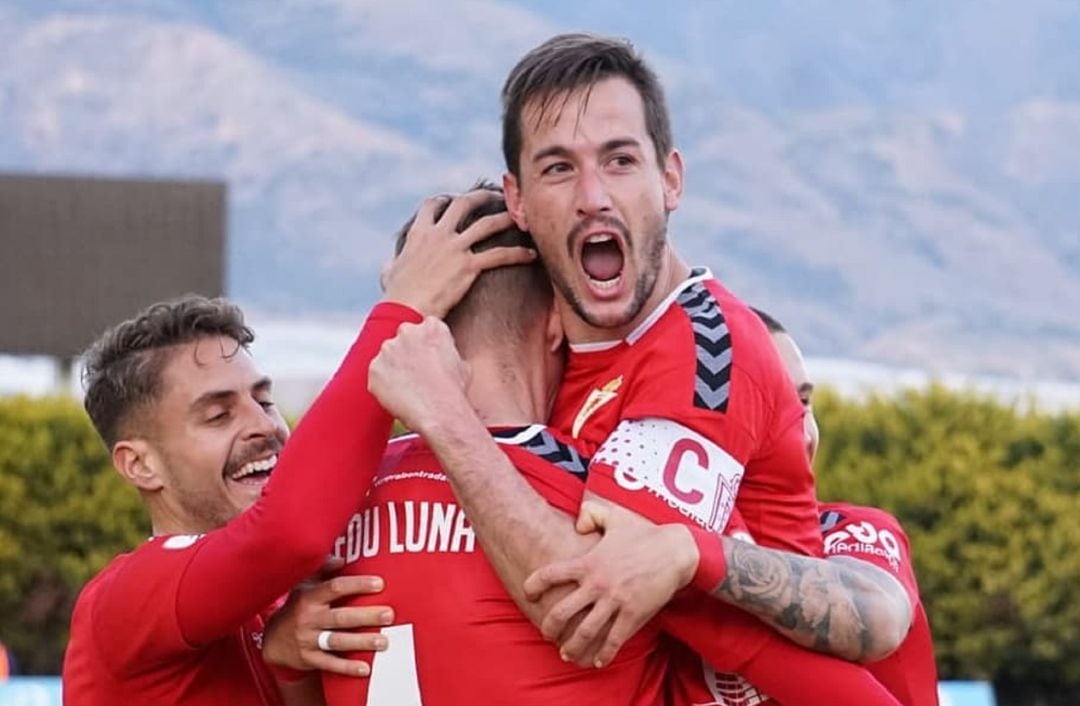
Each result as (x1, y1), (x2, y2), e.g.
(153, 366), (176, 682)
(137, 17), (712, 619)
(501, 32), (673, 177)
(751, 306), (787, 335)
(393, 182), (552, 354)
(82, 295), (254, 448)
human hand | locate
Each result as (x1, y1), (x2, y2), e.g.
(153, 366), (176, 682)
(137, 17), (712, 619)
(522, 497), (698, 668)
(381, 189), (535, 318)
(263, 558), (394, 677)
(368, 316), (472, 434)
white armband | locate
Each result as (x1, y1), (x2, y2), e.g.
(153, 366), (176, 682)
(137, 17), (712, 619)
(593, 418), (744, 533)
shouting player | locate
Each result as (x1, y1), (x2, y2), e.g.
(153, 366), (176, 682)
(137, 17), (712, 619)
(319, 189), (901, 705)
(61, 194), (531, 705)
(365, 33), (910, 703)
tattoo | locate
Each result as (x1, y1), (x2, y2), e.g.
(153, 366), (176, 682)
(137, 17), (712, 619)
(714, 540), (905, 661)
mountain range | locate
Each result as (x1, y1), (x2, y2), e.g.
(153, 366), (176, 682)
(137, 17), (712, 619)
(1, 0), (1078, 379)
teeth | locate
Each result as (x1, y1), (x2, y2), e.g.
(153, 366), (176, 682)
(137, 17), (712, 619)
(585, 234), (614, 244)
(231, 454), (278, 480)
(588, 275), (622, 290)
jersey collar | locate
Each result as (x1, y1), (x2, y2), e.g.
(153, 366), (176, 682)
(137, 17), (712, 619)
(568, 267), (713, 353)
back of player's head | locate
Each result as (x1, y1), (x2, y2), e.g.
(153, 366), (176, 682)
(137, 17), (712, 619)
(501, 32), (673, 178)
(82, 295), (254, 448)
(750, 306), (787, 335)
(393, 182), (553, 355)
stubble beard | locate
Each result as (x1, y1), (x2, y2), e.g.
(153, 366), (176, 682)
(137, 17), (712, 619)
(554, 212), (668, 331)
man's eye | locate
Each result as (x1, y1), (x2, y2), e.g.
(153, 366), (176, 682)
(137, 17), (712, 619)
(258, 400), (276, 411)
(611, 154), (636, 168)
(207, 411), (229, 423)
(541, 162), (571, 176)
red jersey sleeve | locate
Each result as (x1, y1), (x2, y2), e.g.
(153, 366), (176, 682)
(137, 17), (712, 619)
(663, 595), (901, 706)
(92, 302), (422, 661)
(820, 503), (919, 609)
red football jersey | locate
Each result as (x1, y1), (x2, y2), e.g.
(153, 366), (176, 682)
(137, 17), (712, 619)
(63, 537), (283, 706)
(820, 503), (940, 706)
(551, 268), (822, 558)
(322, 426), (667, 706)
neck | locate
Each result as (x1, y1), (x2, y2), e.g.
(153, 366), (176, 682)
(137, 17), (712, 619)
(464, 347), (551, 428)
(146, 503), (206, 538)
(562, 249), (691, 344)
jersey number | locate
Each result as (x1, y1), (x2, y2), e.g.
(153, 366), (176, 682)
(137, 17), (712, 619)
(368, 624), (423, 706)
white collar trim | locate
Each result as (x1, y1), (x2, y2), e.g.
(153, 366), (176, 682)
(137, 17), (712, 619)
(491, 424), (547, 445)
(567, 267), (713, 352)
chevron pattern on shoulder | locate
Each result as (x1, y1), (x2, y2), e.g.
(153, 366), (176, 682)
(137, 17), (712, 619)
(518, 429), (590, 479)
(820, 509), (846, 532)
(676, 283), (732, 412)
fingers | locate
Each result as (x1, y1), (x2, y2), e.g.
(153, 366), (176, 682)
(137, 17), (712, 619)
(308, 575), (385, 604)
(590, 609), (642, 668)
(304, 651), (373, 678)
(524, 559), (584, 601)
(539, 585), (598, 642)
(575, 500), (611, 534)
(437, 189), (502, 232)
(328, 606), (395, 630)
(457, 210), (516, 247)
(313, 629), (389, 655)
(412, 194), (452, 230)
(557, 599), (617, 666)
(471, 246), (538, 272)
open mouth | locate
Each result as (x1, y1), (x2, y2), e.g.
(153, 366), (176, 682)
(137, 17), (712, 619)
(580, 233), (626, 291)
(226, 454), (278, 485)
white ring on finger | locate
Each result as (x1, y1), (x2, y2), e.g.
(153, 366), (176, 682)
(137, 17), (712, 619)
(317, 629), (334, 652)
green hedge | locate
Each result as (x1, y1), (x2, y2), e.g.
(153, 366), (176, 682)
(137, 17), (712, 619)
(0, 396), (147, 674)
(0, 390), (1077, 700)
(814, 385), (1079, 698)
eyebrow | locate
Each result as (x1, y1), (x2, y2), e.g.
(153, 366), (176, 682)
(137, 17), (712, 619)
(531, 137), (644, 164)
(191, 376), (273, 412)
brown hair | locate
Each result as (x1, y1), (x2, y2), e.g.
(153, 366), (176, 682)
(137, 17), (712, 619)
(393, 182), (552, 354)
(501, 32), (673, 177)
(82, 295), (254, 447)
(750, 306), (787, 334)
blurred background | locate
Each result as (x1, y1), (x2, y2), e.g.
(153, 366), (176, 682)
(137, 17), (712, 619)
(0, 1), (1077, 705)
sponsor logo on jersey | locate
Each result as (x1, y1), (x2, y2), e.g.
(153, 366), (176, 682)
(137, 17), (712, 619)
(597, 418), (744, 533)
(571, 375), (623, 438)
(824, 520), (902, 571)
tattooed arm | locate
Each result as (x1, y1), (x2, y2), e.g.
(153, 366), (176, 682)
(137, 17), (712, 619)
(527, 496), (913, 665)
(713, 538), (912, 662)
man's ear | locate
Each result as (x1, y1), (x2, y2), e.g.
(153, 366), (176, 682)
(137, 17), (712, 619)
(661, 148), (685, 212)
(503, 172), (528, 231)
(113, 439), (165, 492)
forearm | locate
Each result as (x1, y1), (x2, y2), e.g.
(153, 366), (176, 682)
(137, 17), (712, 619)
(421, 410), (596, 622)
(176, 302), (422, 645)
(711, 538), (911, 661)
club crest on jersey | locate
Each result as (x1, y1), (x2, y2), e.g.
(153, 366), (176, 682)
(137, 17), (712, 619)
(571, 375), (623, 438)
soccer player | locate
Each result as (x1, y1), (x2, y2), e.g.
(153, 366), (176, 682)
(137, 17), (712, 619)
(61, 193), (531, 706)
(321, 191), (668, 706)
(754, 307), (940, 706)
(334, 191), (901, 705)
(371, 32), (910, 702)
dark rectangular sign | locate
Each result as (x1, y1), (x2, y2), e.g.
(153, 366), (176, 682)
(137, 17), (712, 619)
(0, 173), (226, 357)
